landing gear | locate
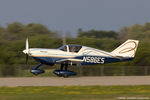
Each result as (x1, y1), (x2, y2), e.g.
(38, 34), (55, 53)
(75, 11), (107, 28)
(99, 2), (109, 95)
(53, 64), (77, 78)
(30, 63), (45, 75)
(30, 63), (77, 77)
(60, 64), (68, 71)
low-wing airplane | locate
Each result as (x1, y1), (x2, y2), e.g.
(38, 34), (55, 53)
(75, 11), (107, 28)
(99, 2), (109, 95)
(23, 39), (139, 77)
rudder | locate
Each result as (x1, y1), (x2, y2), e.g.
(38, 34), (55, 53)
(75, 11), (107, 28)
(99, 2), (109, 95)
(111, 39), (139, 58)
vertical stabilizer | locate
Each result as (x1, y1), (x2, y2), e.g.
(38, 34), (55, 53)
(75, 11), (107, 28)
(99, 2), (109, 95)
(111, 39), (139, 58)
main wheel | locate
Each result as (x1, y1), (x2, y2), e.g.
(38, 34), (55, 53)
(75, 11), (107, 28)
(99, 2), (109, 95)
(63, 74), (69, 78)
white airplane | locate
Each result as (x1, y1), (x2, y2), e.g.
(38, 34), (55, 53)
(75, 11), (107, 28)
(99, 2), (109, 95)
(23, 38), (139, 77)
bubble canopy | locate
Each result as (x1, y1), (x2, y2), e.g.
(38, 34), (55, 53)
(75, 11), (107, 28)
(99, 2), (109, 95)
(58, 45), (82, 53)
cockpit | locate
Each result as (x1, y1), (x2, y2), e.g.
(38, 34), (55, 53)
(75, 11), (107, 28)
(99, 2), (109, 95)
(58, 45), (82, 53)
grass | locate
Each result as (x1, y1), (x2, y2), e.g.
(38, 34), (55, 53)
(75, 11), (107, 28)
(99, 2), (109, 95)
(0, 85), (150, 100)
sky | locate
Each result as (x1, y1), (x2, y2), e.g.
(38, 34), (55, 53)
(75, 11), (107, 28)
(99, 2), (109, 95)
(0, 0), (150, 36)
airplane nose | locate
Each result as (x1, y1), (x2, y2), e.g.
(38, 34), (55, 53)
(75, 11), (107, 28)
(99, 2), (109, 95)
(23, 50), (27, 54)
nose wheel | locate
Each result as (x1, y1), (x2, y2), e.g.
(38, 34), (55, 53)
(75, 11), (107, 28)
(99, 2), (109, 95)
(30, 63), (45, 75)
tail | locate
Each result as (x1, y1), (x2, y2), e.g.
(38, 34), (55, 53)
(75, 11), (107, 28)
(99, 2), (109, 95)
(111, 39), (139, 58)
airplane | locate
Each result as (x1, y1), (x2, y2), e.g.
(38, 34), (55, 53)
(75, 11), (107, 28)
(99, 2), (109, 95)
(23, 38), (139, 77)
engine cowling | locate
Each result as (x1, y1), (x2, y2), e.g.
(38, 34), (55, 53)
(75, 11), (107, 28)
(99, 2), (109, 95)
(53, 70), (77, 77)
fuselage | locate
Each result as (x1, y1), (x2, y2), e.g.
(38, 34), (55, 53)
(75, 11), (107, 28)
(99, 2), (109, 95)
(23, 45), (133, 65)
(22, 39), (139, 77)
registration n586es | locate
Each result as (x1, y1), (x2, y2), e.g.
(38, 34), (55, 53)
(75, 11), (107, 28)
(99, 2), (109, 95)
(83, 56), (105, 64)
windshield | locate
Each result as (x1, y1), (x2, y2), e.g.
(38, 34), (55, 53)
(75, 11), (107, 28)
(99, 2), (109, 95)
(69, 45), (82, 53)
(57, 45), (67, 51)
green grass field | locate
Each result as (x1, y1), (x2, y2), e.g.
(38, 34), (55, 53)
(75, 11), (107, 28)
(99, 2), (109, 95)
(0, 85), (150, 100)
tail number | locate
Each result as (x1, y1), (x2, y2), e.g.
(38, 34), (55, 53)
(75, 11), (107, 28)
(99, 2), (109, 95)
(83, 56), (105, 64)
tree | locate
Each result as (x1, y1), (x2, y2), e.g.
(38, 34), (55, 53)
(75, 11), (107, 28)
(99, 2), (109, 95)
(7, 22), (24, 34)
(78, 29), (118, 39)
(119, 23), (150, 41)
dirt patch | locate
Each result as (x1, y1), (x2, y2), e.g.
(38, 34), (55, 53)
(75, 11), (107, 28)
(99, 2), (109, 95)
(0, 76), (150, 87)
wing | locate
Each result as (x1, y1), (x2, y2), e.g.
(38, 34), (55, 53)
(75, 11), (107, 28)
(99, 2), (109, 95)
(56, 58), (83, 64)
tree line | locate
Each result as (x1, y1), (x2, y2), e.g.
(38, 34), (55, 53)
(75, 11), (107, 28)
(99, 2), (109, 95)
(0, 22), (150, 76)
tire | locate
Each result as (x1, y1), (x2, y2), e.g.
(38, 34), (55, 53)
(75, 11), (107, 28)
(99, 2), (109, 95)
(63, 74), (69, 78)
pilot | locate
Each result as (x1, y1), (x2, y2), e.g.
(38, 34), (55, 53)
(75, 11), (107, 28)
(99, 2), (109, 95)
(71, 46), (75, 52)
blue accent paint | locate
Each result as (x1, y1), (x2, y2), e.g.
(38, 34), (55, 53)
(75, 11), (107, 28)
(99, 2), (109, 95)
(30, 69), (45, 75)
(32, 57), (55, 65)
(81, 57), (133, 65)
(32, 55), (134, 65)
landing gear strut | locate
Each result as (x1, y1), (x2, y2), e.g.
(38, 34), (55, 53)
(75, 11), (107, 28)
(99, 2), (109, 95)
(60, 64), (68, 71)
(30, 63), (45, 75)
(53, 64), (77, 78)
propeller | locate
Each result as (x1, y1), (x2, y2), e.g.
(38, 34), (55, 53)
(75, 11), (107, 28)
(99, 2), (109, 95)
(26, 38), (29, 54)
(24, 38), (30, 67)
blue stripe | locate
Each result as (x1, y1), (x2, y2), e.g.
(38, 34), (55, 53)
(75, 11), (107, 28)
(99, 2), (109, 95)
(32, 56), (134, 65)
